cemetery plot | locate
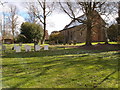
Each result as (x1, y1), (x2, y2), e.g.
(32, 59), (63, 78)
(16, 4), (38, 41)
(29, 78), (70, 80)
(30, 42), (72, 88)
(2, 45), (119, 88)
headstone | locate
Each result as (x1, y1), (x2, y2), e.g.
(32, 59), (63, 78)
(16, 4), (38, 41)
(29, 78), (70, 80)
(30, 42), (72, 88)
(44, 45), (49, 50)
(35, 45), (41, 51)
(15, 46), (21, 52)
(14, 45), (17, 50)
(25, 45), (31, 52)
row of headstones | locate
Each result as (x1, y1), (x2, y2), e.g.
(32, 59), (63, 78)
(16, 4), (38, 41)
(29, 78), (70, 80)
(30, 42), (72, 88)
(14, 45), (49, 52)
(0, 44), (49, 53)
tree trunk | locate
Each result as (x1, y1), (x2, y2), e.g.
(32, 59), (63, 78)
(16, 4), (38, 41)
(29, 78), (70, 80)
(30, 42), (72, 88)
(85, 4), (92, 46)
(41, 24), (46, 44)
(85, 20), (92, 46)
(41, 0), (46, 44)
(104, 28), (109, 44)
(12, 28), (15, 44)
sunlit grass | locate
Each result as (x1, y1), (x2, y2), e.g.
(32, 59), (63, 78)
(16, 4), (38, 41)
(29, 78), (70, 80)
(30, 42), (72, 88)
(2, 43), (120, 88)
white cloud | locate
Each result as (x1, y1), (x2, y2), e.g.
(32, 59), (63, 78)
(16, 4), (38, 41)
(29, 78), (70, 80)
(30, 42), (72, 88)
(0, 4), (9, 13)
(16, 15), (25, 31)
(47, 13), (71, 34)
(101, 13), (118, 26)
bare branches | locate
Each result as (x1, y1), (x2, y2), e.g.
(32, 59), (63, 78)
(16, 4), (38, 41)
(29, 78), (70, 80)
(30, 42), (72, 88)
(59, 1), (117, 45)
(7, 5), (18, 42)
(8, 5), (18, 28)
(59, 2), (73, 19)
(26, 0), (54, 24)
(37, 0), (43, 9)
(66, 2), (75, 18)
(46, 2), (55, 16)
(31, 4), (44, 24)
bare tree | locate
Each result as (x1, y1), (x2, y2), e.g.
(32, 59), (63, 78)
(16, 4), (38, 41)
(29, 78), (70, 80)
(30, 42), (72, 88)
(78, 1), (107, 45)
(59, 1), (85, 24)
(26, 0), (54, 44)
(8, 5), (18, 43)
(59, 1), (117, 46)
(25, 2), (37, 23)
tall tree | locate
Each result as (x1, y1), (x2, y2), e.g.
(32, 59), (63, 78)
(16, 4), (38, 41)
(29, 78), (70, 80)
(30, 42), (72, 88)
(26, 0), (54, 44)
(59, 1), (113, 46)
(77, 1), (107, 45)
(8, 5), (18, 43)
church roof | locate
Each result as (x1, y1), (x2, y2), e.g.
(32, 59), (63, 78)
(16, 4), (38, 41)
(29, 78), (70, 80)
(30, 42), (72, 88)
(64, 14), (86, 29)
(64, 10), (106, 30)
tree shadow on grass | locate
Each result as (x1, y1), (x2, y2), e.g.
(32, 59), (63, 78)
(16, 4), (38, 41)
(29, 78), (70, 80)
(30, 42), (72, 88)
(2, 45), (120, 88)
(2, 63), (60, 88)
(2, 57), (119, 88)
(2, 54), (119, 88)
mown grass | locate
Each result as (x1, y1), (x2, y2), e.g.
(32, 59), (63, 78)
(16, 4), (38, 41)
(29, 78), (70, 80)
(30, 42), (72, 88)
(1, 43), (120, 88)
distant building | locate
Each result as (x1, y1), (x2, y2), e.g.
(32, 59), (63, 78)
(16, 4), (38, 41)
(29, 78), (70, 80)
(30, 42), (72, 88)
(2, 37), (13, 44)
(0, 30), (14, 44)
(51, 31), (59, 34)
(59, 10), (106, 44)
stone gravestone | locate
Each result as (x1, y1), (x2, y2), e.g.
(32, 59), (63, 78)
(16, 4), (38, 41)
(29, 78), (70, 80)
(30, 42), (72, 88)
(13, 45), (17, 50)
(15, 46), (21, 52)
(44, 45), (49, 50)
(35, 45), (41, 51)
(25, 45), (31, 52)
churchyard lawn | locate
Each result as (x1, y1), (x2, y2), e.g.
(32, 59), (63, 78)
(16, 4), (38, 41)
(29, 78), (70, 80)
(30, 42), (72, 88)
(1, 42), (120, 88)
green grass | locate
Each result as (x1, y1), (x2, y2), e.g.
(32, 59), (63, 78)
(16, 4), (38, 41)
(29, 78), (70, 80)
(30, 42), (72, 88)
(2, 43), (120, 88)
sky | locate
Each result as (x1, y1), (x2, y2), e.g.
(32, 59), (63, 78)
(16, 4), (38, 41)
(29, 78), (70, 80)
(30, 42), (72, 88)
(0, 0), (119, 35)
(0, 1), (73, 35)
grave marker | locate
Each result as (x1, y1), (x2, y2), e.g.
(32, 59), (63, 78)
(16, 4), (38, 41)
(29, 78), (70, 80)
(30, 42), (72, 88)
(44, 45), (49, 50)
(15, 46), (21, 52)
(35, 45), (41, 51)
(14, 45), (17, 50)
(25, 45), (31, 52)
